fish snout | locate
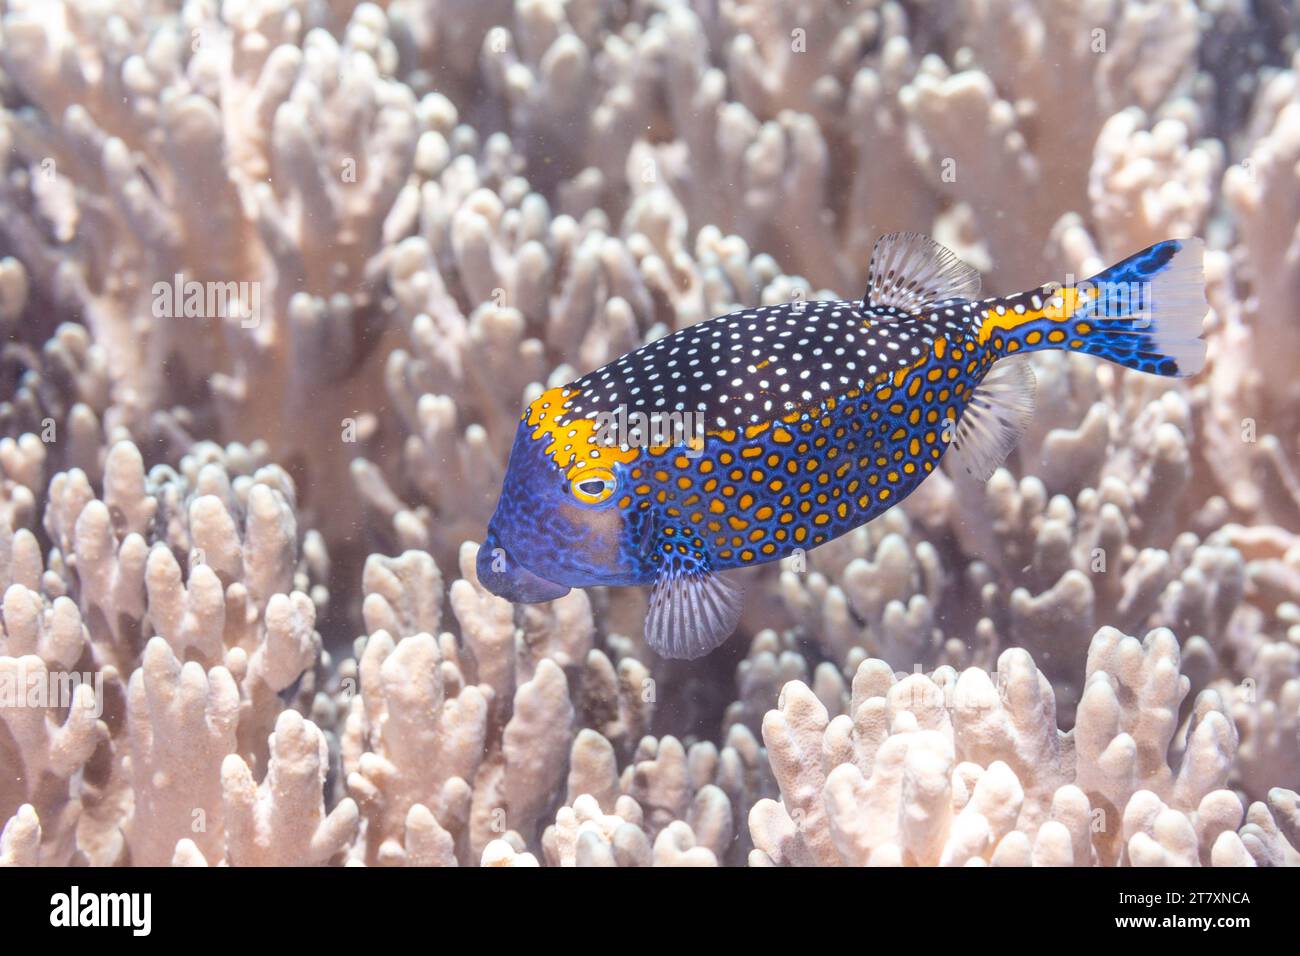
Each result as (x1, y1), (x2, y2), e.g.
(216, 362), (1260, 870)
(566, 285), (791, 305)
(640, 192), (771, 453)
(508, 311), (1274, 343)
(477, 529), (571, 603)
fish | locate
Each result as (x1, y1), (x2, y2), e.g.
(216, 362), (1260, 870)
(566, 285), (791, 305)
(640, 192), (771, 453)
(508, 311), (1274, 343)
(478, 233), (1208, 660)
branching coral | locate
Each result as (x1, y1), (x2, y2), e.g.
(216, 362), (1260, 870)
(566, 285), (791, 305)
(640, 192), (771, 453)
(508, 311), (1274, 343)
(2, 436), (328, 865)
(749, 629), (1291, 867)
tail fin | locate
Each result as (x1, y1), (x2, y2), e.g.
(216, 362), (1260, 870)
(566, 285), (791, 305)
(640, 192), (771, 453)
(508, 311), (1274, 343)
(979, 239), (1207, 377)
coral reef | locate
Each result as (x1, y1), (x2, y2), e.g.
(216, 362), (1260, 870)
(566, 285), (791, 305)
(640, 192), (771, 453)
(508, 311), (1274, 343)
(749, 628), (1273, 867)
(0, 0), (1297, 867)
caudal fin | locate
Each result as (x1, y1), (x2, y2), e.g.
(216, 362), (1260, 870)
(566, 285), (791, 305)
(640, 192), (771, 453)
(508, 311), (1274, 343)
(982, 238), (1208, 377)
(1074, 238), (1208, 376)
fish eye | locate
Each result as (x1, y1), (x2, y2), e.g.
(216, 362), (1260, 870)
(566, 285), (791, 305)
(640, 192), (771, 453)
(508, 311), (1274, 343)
(570, 468), (617, 505)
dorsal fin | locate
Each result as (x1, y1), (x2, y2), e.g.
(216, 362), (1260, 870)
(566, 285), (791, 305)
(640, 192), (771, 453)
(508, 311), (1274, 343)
(947, 355), (1036, 481)
(864, 233), (981, 314)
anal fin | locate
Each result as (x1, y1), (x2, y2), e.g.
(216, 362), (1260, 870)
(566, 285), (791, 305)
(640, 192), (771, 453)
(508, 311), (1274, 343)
(645, 568), (744, 660)
(948, 355), (1036, 481)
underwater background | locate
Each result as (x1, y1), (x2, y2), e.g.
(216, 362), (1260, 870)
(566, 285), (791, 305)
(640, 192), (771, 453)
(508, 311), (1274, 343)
(0, 0), (1298, 866)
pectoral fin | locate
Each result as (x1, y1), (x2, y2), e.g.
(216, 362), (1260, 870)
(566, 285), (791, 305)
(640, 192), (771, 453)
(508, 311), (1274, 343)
(947, 355), (1036, 481)
(645, 568), (744, 660)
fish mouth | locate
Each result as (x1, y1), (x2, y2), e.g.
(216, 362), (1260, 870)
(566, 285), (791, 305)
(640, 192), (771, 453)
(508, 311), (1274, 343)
(476, 528), (571, 603)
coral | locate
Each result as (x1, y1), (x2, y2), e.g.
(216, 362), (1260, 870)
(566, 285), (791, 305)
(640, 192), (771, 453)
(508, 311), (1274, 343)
(0, 803), (40, 866)
(193, 709), (358, 866)
(749, 628), (1290, 867)
(2, 433), (328, 865)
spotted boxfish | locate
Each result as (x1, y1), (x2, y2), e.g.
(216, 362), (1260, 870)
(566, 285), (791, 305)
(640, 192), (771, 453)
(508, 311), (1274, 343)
(479, 233), (1207, 659)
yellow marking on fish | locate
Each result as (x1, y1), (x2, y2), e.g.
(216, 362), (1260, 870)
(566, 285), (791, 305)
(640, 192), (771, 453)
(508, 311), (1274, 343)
(978, 285), (1094, 345)
(526, 387), (638, 478)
